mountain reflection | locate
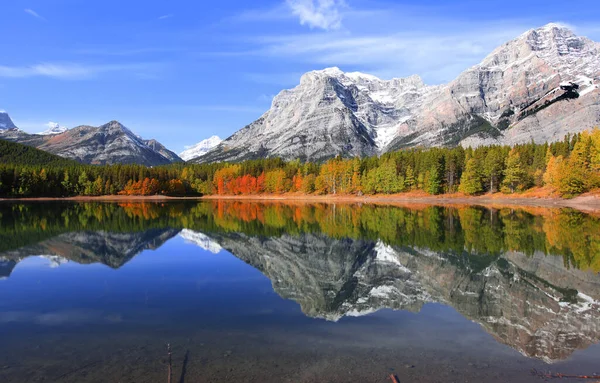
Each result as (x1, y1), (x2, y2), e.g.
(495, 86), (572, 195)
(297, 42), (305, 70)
(0, 201), (599, 362)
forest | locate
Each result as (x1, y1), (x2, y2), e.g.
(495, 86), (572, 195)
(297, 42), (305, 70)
(0, 129), (599, 198)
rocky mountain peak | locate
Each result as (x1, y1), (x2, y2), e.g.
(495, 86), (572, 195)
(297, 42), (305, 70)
(0, 111), (17, 130)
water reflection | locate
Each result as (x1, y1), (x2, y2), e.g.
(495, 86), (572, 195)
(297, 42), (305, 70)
(0, 201), (599, 365)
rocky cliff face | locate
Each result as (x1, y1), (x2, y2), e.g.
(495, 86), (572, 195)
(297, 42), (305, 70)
(193, 23), (600, 163)
(199, 230), (600, 363)
(396, 23), (600, 150)
(0, 118), (180, 166)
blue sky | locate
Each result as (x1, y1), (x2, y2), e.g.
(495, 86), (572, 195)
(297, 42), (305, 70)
(1, 0), (599, 153)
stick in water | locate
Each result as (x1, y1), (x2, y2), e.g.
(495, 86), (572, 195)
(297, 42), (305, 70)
(389, 374), (400, 383)
(167, 343), (172, 383)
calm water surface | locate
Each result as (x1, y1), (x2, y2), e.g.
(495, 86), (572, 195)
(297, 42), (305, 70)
(0, 201), (599, 382)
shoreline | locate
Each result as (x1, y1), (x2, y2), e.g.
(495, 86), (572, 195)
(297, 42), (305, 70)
(1, 191), (599, 213)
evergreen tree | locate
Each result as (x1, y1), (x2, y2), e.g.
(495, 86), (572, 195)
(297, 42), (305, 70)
(483, 148), (504, 194)
(502, 149), (527, 193)
(404, 166), (416, 190)
(459, 158), (483, 195)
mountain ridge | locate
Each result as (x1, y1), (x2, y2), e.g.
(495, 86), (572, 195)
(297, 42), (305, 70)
(0, 117), (181, 166)
(192, 23), (600, 163)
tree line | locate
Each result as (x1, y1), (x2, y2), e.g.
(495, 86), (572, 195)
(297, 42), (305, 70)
(0, 129), (599, 198)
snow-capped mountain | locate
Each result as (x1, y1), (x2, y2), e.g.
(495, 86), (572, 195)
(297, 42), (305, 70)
(1, 118), (181, 166)
(179, 135), (222, 161)
(37, 122), (69, 135)
(179, 229), (222, 253)
(0, 111), (17, 130)
(193, 23), (600, 163)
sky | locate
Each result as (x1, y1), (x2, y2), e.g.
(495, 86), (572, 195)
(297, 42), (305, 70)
(1, 0), (599, 154)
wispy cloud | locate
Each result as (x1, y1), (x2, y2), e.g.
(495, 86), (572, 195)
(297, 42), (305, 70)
(158, 14), (173, 20)
(24, 8), (45, 21)
(243, 71), (305, 86)
(162, 104), (266, 114)
(75, 46), (180, 56)
(0, 62), (163, 80)
(286, 0), (346, 30)
(233, 18), (532, 83)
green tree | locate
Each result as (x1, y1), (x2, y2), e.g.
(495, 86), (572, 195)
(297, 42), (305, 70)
(425, 164), (442, 195)
(502, 149), (527, 193)
(459, 158), (483, 195)
(483, 148), (504, 193)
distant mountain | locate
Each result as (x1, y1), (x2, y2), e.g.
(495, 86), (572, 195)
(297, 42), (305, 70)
(0, 116), (180, 166)
(179, 135), (221, 161)
(37, 122), (68, 135)
(0, 111), (17, 130)
(192, 23), (600, 163)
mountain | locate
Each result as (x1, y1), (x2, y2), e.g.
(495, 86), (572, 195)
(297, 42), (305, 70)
(37, 122), (68, 135)
(0, 111), (17, 130)
(179, 135), (222, 161)
(203, 230), (600, 363)
(143, 139), (183, 163)
(192, 23), (600, 163)
(0, 117), (180, 166)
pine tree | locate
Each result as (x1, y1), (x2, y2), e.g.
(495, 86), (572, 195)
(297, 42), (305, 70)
(459, 158), (482, 195)
(502, 149), (526, 193)
(405, 166), (415, 190)
(425, 165), (442, 195)
(483, 148), (504, 193)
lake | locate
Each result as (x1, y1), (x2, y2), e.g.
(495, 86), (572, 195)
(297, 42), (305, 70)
(0, 201), (599, 382)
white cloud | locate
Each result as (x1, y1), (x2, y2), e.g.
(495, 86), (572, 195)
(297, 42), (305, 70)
(24, 8), (45, 21)
(0, 62), (162, 80)
(286, 0), (346, 30)
(158, 14), (173, 20)
(244, 22), (530, 84)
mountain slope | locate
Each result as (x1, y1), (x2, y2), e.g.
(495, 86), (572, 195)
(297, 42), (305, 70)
(0, 140), (78, 166)
(193, 23), (600, 163)
(143, 139), (183, 163)
(0, 116), (179, 166)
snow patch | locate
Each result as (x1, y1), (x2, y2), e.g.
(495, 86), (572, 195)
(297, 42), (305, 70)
(38, 122), (68, 135)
